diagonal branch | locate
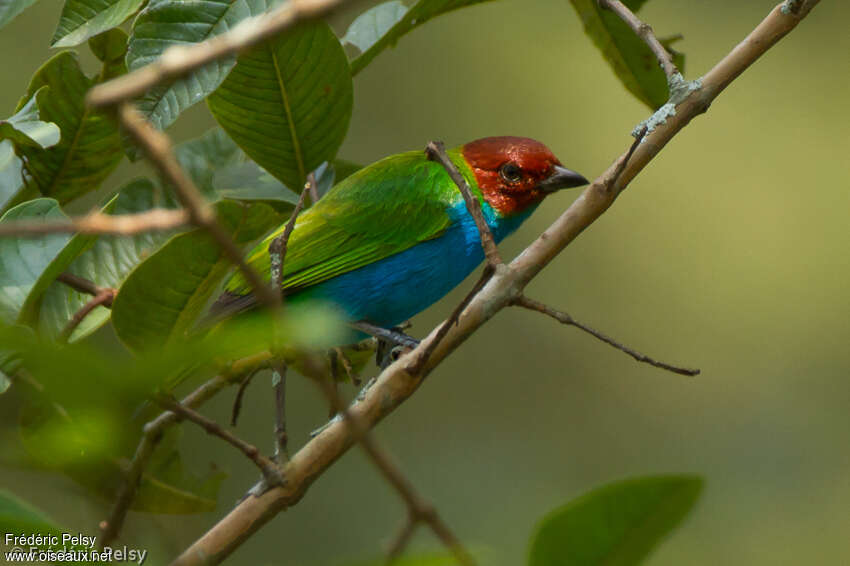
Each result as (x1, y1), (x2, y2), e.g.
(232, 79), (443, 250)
(117, 102), (279, 309)
(169, 3), (820, 564)
(425, 140), (502, 267)
(598, 0), (681, 83)
(87, 0), (349, 109)
(58, 288), (116, 342)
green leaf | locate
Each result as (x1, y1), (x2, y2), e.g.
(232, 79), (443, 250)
(213, 160), (340, 208)
(568, 0), (685, 110)
(0, 199), (73, 323)
(0, 87), (60, 149)
(38, 179), (177, 342)
(347, 554), (458, 566)
(89, 27), (130, 79)
(174, 127), (246, 198)
(208, 21), (353, 191)
(346, 0), (495, 76)
(528, 475), (703, 566)
(0, 489), (63, 535)
(111, 200), (282, 352)
(16, 52), (124, 204)
(126, 0), (284, 132)
(0, 140), (26, 212)
(51, 0), (143, 47)
(0, 0), (39, 31)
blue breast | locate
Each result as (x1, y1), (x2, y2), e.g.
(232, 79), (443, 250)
(290, 200), (537, 329)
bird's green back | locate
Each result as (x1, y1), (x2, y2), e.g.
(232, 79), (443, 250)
(225, 148), (478, 296)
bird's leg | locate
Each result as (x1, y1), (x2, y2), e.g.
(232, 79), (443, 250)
(350, 320), (419, 369)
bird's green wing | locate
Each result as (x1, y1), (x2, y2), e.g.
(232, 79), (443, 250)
(224, 149), (472, 296)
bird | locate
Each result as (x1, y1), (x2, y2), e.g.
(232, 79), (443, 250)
(212, 136), (588, 341)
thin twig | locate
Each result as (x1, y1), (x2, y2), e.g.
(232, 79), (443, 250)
(230, 368), (261, 427)
(0, 208), (188, 236)
(598, 0), (680, 82)
(87, 0), (348, 109)
(425, 141), (502, 267)
(514, 295), (699, 376)
(118, 102), (278, 309)
(99, 353), (271, 548)
(58, 289), (116, 342)
(57, 272), (111, 299)
(385, 512), (417, 563)
(154, 394), (283, 485)
(313, 372), (476, 566)
(406, 264), (495, 375)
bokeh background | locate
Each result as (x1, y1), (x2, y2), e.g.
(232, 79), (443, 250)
(1, 0), (849, 564)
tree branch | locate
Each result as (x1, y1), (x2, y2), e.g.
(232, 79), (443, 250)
(86, 0), (349, 109)
(58, 289), (116, 342)
(0, 208), (188, 236)
(598, 0), (680, 83)
(169, 3), (820, 564)
(513, 295), (699, 376)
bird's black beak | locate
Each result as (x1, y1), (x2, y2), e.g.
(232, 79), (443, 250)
(538, 165), (589, 193)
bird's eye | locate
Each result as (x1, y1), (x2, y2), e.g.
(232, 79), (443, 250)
(499, 162), (522, 183)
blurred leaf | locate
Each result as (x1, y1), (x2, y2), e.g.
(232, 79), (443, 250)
(126, 0), (284, 132)
(208, 22), (353, 191)
(568, 0), (685, 110)
(38, 179), (178, 341)
(346, 0), (495, 76)
(342, 0), (407, 53)
(134, 429), (226, 513)
(332, 158), (361, 185)
(16, 52), (124, 204)
(0, 199), (74, 323)
(174, 127), (246, 198)
(111, 200), (282, 352)
(213, 160), (340, 209)
(0, 374), (8, 394)
(528, 475), (703, 566)
(51, 0), (142, 47)
(347, 554), (457, 566)
(0, 87), (60, 149)
(88, 27), (130, 79)
(0, 0), (39, 31)
(0, 140), (26, 212)
(0, 325), (32, 394)
(0, 489), (63, 535)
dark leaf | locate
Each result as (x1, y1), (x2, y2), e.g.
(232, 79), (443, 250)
(51, 0), (143, 47)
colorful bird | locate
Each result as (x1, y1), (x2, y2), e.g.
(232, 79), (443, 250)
(214, 136), (588, 332)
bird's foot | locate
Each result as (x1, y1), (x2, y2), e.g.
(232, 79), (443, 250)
(349, 320), (420, 369)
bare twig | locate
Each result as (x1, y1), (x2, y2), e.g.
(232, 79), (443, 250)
(58, 289), (116, 342)
(513, 295), (699, 376)
(0, 208), (188, 236)
(313, 374), (476, 566)
(155, 394), (283, 485)
(171, 4), (820, 564)
(100, 353), (271, 548)
(57, 272), (111, 299)
(87, 0), (349, 109)
(118, 103), (278, 308)
(230, 368), (261, 427)
(598, 0), (681, 82)
(425, 140), (502, 267)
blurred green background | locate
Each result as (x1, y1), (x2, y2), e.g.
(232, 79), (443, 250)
(1, 0), (849, 564)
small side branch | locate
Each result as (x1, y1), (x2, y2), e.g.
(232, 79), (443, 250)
(0, 208), (189, 237)
(59, 289), (116, 342)
(425, 141), (502, 267)
(513, 295), (699, 376)
(57, 272), (112, 300)
(118, 103), (278, 309)
(598, 0), (681, 82)
(155, 394), (283, 485)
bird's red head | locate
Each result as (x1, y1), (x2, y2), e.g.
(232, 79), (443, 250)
(461, 136), (588, 215)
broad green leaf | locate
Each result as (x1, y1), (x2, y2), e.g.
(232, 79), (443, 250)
(0, 489), (63, 535)
(174, 127), (246, 198)
(529, 475), (703, 566)
(208, 21), (353, 191)
(346, 0), (495, 76)
(213, 160), (337, 208)
(568, 0), (686, 110)
(332, 158), (362, 185)
(0, 140), (26, 213)
(0, 0), (39, 31)
(16, 52), (124, 204)
(0, 325), (32, 394)
(89, 27), (130, 79)
(111, 200), (281, 352)
(0, 199), (72, 323)
(0, 87), (60, 150)
(126, 0), (284, 132)
(51, 0), (143, 47)
(38, 179), (178, 342)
